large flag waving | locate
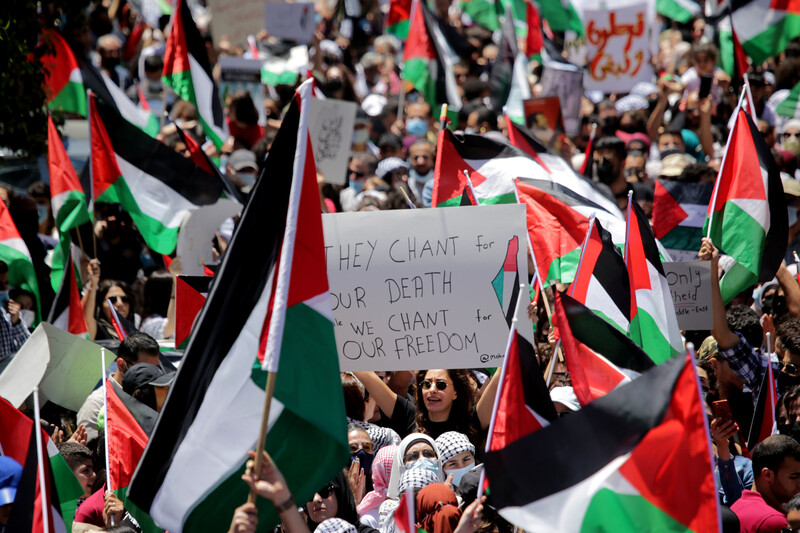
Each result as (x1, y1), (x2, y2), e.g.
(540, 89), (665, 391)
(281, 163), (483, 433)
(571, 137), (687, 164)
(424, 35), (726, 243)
(41, 29), (87, 116)
(386, 0), (413, 38)
(490, 11), (531, 123)
(89, 93), (224, 254)
(652, 180), (714, 258)
(47, 254), (88, 338)
(402, 0), (462, 113)
(731, 0), (800, 64)
(128, 80), (348, 532)
(570, 217), (630, 333)
(626, 199), (683, 364)
(484, 351), (720, 532)
(163, 0), (227, 148)
(703, 107), (787, 304)
(0, 200), (41, 322)
(554, 291), (654, 406)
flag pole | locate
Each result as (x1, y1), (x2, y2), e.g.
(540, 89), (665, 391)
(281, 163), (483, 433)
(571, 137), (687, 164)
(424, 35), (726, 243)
(477, 286), (522, 499)
(545, 339), (561, 386)
(32, 387), (50, 533)
(399, 185), (416, 209)
(87, 89), (99, 259)
(706, 88), (746, 239)
(397, 78), (407, 125)
(247, 370), (277, 504)
(743, 74), (757, 122)
(101, 348), (114, 525)
(463, 170), (479, 203)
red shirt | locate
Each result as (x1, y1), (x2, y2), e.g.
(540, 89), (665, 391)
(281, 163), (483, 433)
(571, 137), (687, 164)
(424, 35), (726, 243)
(731, 489), (787, 533)
(74, 484), (105, 527)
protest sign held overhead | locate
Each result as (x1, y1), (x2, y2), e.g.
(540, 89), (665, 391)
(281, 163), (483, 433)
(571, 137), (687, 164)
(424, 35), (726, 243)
(323, 204), (529, 371)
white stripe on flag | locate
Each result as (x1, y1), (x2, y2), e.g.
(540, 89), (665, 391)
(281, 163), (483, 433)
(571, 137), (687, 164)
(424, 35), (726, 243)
(679, 203), (708, 228)
(102, 72), (155, 132)
(733, 0), (785, 42)
(1, 238), (32, 260)
(188, 55), (227, 142)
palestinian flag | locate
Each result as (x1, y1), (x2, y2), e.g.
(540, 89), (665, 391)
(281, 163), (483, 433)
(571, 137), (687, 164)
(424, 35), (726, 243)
(525, 1), (544, 59)
(731, 0), (800, 64)
(163, 0), (227, 148)
(490, 11), (531, 124)
(0, 397), (84, 533)
(175, 275), (212, 348)
(89, 92), (224, 255)
(626, 199), (683, 364)
(106, 299), (137, 340)
(570, 217), (630, 333)
(0, 199), (41, 322)
(105, 381), (161, 532)
(394, 486), (417, 533)
(505, 118), (551, 171)
(777, 78), (800, 120)
(747, 358), (777, 449)
(487, 324), (557, 452)
(47, 115), (91, 292)
(386, 0), (413, 38)
(492, 236), (521, 327)
(458, 0), (500, 31)
(656, 0), (701, 22)
(128, 80), (349, 532)
(579, 124), (596, 178)
(402, 0), (461, 113)
(261, 46), (307, 86)
(652, 180), (714, 257)
(41, 29), (87, 116)
(174, 124), (244, 204)
(554, 292), (654, 406)
(703, 107), (787, 304)
(531, 0), (583, 35)
(484, 351), (720, 533)
(47, 254), (88, 338)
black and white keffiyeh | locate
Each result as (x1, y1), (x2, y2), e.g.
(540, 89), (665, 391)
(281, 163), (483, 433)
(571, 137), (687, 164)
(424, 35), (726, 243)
(314, 518), (357, 533)
(434, 431), (475, 464)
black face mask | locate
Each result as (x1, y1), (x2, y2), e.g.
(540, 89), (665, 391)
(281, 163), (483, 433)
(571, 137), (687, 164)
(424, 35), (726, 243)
(352, 449), (374, 490)
(779, 419), (800, 439)
(778, 371), (800, 396)
(602, 117), (620, 135)
(595, 159), (617, 184)
(327, 78), (343, 93)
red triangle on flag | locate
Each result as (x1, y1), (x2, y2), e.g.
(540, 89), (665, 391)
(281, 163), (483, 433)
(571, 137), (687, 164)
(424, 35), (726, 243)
(175, 275), (210, 347)
(402, 0), (437, 62)
(652, 180), (689, 239)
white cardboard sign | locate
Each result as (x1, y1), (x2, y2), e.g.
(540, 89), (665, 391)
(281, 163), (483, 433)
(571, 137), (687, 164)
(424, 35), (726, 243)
(663, 261), (712, 330)
(323, 205), (530, 371)
(309, 98), (358, 185)
(264, 2), (316, 44)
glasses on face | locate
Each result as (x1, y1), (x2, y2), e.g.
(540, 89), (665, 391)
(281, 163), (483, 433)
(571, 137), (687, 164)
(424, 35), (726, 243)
(624, 167), (645, 178)
(421, 379), (448, 391)
(108, 295), (129, 304)
(349, 169), (366, 178)
(784, 132), (800, 139)
(403, 449), (436, 463)
(781, 361), (799, 376)
(349, 441), (373, 453)
(316, 483), (335, 498)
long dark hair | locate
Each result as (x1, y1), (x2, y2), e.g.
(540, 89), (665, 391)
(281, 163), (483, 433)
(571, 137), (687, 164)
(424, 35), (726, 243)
(142, 270), (173, 319)
(414, 369), (477, 443)
(305, 471), (358, 529)
(96, 279), (133, 319)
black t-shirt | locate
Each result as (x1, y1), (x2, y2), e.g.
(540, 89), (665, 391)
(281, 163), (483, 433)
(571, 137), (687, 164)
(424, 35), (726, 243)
(377, 394), (417, 438)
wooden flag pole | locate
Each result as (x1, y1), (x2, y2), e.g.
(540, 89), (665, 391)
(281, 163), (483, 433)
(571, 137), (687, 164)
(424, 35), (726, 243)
(32, 387), (51, 533)
(75, 228), (86, 260)
(247, 370), (277, 504)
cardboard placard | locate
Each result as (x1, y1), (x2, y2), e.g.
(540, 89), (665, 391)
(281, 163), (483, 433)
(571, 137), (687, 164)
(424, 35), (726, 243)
(522, 97), (564, 143)
(308, 98), (358, 185)
(539, 66), (583, 136)
(218, 56), (268, 125)
(264, 2), (316, 44)
(663, 261), (712, 330)
(323, 205), (531, 371)
(207, 0), (265, 47)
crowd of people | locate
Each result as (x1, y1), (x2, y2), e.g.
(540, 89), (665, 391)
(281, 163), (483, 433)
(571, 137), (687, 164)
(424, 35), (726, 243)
(4, 0), (800, 531)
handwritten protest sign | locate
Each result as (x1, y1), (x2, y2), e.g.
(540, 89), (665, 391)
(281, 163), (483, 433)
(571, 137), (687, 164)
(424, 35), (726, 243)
(583, 3), (653, 93)
(663, 261), (712, 330)
(309, 98), (358, 185)
(264, 2), (316, 44)
(323, 205), (529, 371)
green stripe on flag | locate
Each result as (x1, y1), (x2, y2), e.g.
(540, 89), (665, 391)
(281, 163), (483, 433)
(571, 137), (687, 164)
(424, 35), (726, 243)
(0, 244), (41, 323)
(117, 486), (164, 533)
(96, 179), (179, 255)
(658, 225), (703, 253)
(545, 247), (582, 285)
(404, 57), (437, 110)
(630, 310), (680, 365)
(387, 19), (411, 39)
(742, 13), (800, 65)
(438, 192), (517, 207)
(581, 488), (692, 532)
(48, 81), (88, 116)
(656, 0), (700, 23)
(164, 70), (224, 150)
(261, 70), (302, 86)
(458, 0), (500, 30)
(50, 452), (85, 531)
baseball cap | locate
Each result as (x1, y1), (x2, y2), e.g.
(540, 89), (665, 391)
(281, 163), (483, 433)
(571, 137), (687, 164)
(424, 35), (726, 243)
(0, 456), (22, 506)
(228, 149), (258, 172)
(659, 153), (696, 178)
(123, 364), (175, 395)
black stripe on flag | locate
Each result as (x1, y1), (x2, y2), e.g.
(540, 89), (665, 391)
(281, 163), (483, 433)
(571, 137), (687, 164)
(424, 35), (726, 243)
(516, 176), (617, 217)
(47, 253), (73, 324)
(489, 12), (519, 112)
(742, 110), (788, 280)
(94, 98), (223, 206)
(657, 180), (713, 206)
(420, 0), (461, 108)
(128, 91), (302, 512)
(447, 129), (531, 163)
(117, 386), (159, 437)
(560, 292), (653, 374)
(631, 199), (666, 276)
(517, 332), (558, 423)
(592, 220), (631, 323)
(484, 351), (683, 507)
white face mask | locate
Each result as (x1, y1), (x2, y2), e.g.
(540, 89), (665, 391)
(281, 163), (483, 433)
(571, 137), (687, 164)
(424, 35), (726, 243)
(445, 464), (475, 488)
(352, 129), (370, 145)
(19, 309), (35, 329)
(406, 458), (439, 476)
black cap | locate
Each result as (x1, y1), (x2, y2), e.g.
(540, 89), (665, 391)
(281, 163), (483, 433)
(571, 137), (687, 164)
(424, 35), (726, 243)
(122, 364), (175, 395)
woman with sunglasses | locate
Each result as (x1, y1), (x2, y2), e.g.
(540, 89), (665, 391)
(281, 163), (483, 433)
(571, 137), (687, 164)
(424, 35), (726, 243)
(82, 259), (139, 340)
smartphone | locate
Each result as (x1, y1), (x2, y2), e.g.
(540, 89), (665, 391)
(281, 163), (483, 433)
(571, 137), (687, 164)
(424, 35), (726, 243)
(712, 399), (733, 423)
(699, 74), (713, 99)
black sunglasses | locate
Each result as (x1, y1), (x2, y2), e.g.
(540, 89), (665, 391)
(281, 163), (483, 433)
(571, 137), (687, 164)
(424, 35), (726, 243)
(403, 449), (437, 463)
(421, 379), (448, 391)
(109, 295), (129, 304)
(780, 361), (799, 376)
(317, 483), (335, 498)
(349, 169), (366, 178)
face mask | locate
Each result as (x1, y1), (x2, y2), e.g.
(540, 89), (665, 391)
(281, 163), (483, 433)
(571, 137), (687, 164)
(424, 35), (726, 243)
(464, 128), (477, 134)
(327, 78), (343, 93)
(352, 129), (369, 145)
(350, 179), (365, 195)
(595, 159), (617, 184)
(789, 207), (799, 227)
(406, 117), (428, 138)
(352, 449), (374, 477)
(0, 291), (9, 308)
(784, 136), (800, 156)
(219, 155), (229, 175)
(101, 57), (119, 71)
(36, 204), (48, 225)
(238, 172), (257, 188)
(406, 458), (439, 476)
(411, 169), (434, 184)
(147, 79), (163, 91)
(603, 117), (620, 135)
(778, 371), (800, 396)
(19, 309), (34, 329)
(445, 464), (474, 488)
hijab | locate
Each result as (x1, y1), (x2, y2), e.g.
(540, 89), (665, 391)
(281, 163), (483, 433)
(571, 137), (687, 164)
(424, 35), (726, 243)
(416, 483), (461, 533)
(357, 444), (397, 517)
(387, 433), (443, 499)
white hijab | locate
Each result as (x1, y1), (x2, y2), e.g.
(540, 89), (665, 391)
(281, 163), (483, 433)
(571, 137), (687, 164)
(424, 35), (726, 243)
(386, 433), (443, 499)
